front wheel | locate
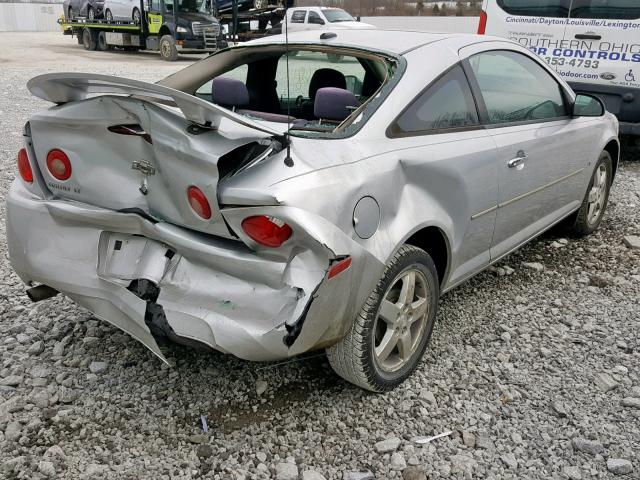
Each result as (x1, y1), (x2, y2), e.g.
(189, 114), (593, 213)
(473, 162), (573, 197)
(568, 150), (613, 236)
(105, 9), (113, 21)
(159, 34), (178, 61)
(87, 6), (95, 20)
(327, 245), (440, 392)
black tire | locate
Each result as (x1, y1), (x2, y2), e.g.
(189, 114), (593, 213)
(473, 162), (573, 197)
(568, 150), (613, 236)
(105, 9), (113, 21)
(159, 34), (178, 61)
(327, 245), (440, 392)
(327, 53), (343, 63)
(132, 7), (141, 25)
(67, 6), (74, 20)
(97, 31), (112, 51)
(82, 28), (98, 50)
(87, 6), (95, 20)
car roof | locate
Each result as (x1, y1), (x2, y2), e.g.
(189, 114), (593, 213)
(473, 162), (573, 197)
(248, 29), (483, 55)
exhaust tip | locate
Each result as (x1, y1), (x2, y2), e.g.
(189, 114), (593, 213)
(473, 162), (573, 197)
(26, 285), (59, 303)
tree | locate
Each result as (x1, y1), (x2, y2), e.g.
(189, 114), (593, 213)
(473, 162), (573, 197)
(432, 3), (440, 15)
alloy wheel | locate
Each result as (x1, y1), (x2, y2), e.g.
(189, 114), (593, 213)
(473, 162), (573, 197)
(587, 163), (608, 225)
(373, 268), (430, 372)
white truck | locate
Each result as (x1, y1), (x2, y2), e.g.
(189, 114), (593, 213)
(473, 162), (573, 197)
(479, 0), (640, 141)
(282, 6), (374, 32)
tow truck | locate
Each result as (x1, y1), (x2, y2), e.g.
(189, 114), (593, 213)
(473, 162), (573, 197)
(59, 0), (291, 60)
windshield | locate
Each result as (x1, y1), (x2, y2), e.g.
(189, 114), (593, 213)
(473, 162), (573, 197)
(322, 9), (355, 22)
(174, 0), (209, 13)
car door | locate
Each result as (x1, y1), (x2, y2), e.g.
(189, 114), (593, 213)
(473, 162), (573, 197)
(462, 46), (596, 259)
(387, 63), (499, 286)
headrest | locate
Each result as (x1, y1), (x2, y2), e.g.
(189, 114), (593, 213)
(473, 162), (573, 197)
(314, 87), (358, 121)
(309, 68), (347, 101)
(211, 77), (249, 108)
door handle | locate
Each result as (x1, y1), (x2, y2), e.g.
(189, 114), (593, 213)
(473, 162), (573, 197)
(508, 151), (528, 169)
(575, 33), (601, 40)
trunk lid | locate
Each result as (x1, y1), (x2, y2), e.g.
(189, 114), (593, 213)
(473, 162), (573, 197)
(27, 73), (284, 238)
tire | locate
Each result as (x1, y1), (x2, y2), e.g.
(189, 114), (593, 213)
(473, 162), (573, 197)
(159, 34), (178, 61)
(97, 31), (112, 51)
(327, 53), (343, 63)
(327, 245), (440, 392)
(568, 150), (613, 236)
(132, 7), (141, 25)
(82, 28), (98, 50)
(253, 0), (268, 9)
(67, 6), (74, 20)
(87, 6), (95, 20)
(105, 9), (113, 21)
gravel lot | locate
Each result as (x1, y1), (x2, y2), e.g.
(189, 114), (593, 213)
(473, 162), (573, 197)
(1, 32), (639, 480)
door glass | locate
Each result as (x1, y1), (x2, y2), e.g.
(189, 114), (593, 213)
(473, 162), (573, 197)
(308, 11), (324, 24)
(569, 0), (640, 19)
(195, 65), (248, 97)
(290, 10), (306, 23)
(496, 0), (570, 17)
(392, 65), (479, 134)
(469, 50), (567, 124)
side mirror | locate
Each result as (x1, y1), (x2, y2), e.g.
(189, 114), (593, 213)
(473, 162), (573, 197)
(572, 93), (605, 117)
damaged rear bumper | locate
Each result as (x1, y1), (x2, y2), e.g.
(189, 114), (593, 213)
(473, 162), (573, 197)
(6, 181), (380, 362)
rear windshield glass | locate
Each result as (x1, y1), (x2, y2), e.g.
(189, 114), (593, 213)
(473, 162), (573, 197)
(496, 0), (570, 18)
(569, 0), (640, 20)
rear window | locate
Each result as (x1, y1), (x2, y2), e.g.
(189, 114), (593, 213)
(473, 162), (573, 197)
(569, 0), (640, 20)
(496, 0), (570, 18)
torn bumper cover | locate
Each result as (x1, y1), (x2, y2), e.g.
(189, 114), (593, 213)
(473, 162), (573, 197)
(7, 181), (379, 362)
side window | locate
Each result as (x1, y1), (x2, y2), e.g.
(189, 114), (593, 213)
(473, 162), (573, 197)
(308, 11), (325, 24)
(570, 0), (640, 19)
(497, 0), (570, 17)
(469, 50), (567, 124)
(150, 0), (161, 11)
(290, 10), (306, 23)
(391, 65), (479, 135)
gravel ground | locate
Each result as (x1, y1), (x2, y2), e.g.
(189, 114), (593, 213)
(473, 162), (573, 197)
(1, 32), (639, 480)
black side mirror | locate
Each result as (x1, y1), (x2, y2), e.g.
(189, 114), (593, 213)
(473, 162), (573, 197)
(572, 93), (605, 117)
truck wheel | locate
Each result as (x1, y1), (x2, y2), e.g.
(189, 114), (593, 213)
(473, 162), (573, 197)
(67, 6), (74, 20)
(87, 6), (95, 20)
(97, 31), (112, 51)
(82, 28), (98, 50)
(132, 8), (141, 25)
(327, 245), (440, 392)
(159, 35), (178, 61)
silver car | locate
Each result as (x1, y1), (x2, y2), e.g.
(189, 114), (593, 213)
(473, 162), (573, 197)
(7, 30), (619, 391)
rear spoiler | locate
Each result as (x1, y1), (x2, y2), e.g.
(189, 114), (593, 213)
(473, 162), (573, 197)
(27, 72), (283, 137)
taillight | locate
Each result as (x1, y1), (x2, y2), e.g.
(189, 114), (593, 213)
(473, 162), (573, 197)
(187, 186), (212, 220)
(17, 148), (33, 183)
(241, 215), (292, 248)
(477, 10), (487, 34)
(46, 149), (72, 181)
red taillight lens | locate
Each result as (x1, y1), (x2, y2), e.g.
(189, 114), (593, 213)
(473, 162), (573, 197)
(241, 215), (292, 248)
(17, 148), (33, 183)
(187, 186), (212, 220)
(477, 10), (487, 34)
(46, 149), (72, 181)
